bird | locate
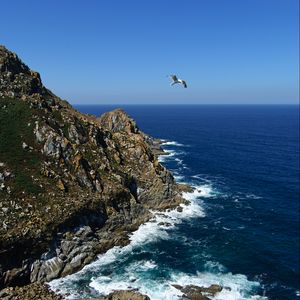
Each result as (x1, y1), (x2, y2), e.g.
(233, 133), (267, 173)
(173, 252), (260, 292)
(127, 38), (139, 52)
(168, 74), (187, 88)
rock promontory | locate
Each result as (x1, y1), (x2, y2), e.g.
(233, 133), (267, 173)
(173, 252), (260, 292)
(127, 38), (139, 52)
(0, 44), (185, 297)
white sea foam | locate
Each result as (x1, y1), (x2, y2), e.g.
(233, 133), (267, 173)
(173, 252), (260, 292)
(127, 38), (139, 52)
(158, 156), (166, 162)
(49, 181), (263, 300)
(191, 174), (211, 181)
(182, 184), (215, 200)
(192, 174), (205, 179)
(161, 141), (185, 147)
(49, 183), (210, 298)
(245, 194), (262, 200)
(174, 157), (184, 165)
(173, 174), (185, 182)
(143, 260), (157, 269)
(222, 226), (231, 231)
(204, 260), (227, 273)
(158, 149), (177, 162)
(49, 139), (264, 300)
(87, 267), (265, 300)
(169, 272), (265, 300)
(127, 184), (208, 247)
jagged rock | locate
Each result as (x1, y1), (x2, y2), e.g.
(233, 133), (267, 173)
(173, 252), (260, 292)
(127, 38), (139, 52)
(75, 225), (93, 239)
(0, 282), (63, 300)
(56, 179), (66, 191)
(0, 45), (188, 294)
(31, 257), (64, 282)
(98, 109), (139, 134)
(0, 46), (45, 98)
(68, 124), (79, 143)
(177, 206), (183, 212)
(3, 265), (29, 287)
(172, 284), (223, 300)
(60, 253), (87, 277)
(158, 222), (172, 227)
(60, 240), (76, 256)
(90, 290), (150, 300)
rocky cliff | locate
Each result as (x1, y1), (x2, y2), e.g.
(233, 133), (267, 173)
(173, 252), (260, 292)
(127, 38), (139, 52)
(0, 45), (187, 294)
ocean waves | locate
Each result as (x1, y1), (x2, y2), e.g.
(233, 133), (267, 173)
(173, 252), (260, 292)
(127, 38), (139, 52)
(49, 139), (265, 300)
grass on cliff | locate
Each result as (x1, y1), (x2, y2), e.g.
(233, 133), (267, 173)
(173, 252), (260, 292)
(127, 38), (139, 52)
(0, 97), (42, 195)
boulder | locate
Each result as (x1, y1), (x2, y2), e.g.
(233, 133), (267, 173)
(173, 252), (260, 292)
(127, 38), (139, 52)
(89, 290), (150, 300)
(172, 284), (223, 300)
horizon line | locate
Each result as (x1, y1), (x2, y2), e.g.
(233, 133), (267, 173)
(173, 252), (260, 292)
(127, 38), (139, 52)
(73, 103), (300, 106)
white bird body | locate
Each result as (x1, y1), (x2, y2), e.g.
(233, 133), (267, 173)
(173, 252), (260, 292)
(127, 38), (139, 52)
(169, 74), (187, 88)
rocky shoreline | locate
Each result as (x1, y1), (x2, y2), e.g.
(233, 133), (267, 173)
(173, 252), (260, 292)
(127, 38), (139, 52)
(0, 45), (193, 298)
(0, 282), (225, 300)
(0, 45), (225, 300)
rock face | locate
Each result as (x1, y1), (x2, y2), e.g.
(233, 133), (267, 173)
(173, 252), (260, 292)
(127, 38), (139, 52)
(0, 44), (185, 293)
(0, 46), (47, 99)
(0, 282), (63, 300)
(88, 290), (151, 300)
(172, 284), (223, 300)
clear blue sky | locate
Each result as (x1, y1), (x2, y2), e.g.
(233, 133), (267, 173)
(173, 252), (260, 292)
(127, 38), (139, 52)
(0, 0), (299, 104)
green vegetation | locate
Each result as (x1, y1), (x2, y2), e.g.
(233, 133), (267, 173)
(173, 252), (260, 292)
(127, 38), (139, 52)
(0, 98), (42, 195)
(51, 109), (63, 123)
(61, 124), (70, 138)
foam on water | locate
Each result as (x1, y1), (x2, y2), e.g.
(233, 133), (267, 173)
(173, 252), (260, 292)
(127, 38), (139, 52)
(161, 141), (185, 147)
(173, 174), (185, 182)
(128, 183), (209, 247)
(87, 265), (264, 300)
(49, 183), (212, 298)
(170, 272), (265, 300)
(182, 184), (215, 200)
(49, 180), (262, 300)
(158, 149), (177, 162)
(49, 140), (265, 300)
(174, 157), (184, 165)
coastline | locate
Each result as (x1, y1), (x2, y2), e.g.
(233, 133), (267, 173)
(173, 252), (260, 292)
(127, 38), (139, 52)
(0, 138), (195, 300)
(0, 45), (191, 297)
(47, 141), (216, 300)
(0, 46), (276, 300)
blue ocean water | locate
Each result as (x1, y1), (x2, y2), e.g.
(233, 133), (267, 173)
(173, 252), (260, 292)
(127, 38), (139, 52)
(50, 105), (299, 300)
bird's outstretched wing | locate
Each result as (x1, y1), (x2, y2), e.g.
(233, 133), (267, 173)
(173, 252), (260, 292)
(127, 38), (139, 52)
(171, 75), (178, 81)
(182, 80), (187, 88)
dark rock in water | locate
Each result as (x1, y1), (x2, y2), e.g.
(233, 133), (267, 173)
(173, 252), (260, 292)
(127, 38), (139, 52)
(177, 183), (194, 193)
(201, 284), (223, 294)
(0, 44), (187, 293)
(177, 206), (183, 212)
(88, 290), (150, 300)
(172, 284), (223, 300)
(158, 222), (172, 227)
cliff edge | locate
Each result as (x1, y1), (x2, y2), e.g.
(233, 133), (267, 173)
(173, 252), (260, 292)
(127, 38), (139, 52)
(0, 45), (187, 293)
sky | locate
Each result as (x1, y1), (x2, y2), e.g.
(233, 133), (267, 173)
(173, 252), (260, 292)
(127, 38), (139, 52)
(0, 0), (299, 104)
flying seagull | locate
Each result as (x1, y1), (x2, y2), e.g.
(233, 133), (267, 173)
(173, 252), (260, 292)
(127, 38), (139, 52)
(168, 74), (187, 88)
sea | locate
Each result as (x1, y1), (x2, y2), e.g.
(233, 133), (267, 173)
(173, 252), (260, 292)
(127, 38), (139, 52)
(49, 105), (299, 300)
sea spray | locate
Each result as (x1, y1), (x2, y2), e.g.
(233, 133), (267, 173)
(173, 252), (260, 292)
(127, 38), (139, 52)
(49, 140), (265, 300)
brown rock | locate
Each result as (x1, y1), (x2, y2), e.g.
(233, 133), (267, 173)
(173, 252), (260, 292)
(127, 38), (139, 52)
(0, 282), (63, 300)
(0, 45), (187, 294)
(172, 284), (223, 300)
(87, 290), (150, 300)
(57, 179), (65, 191)
(176, 206), (183, 212)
